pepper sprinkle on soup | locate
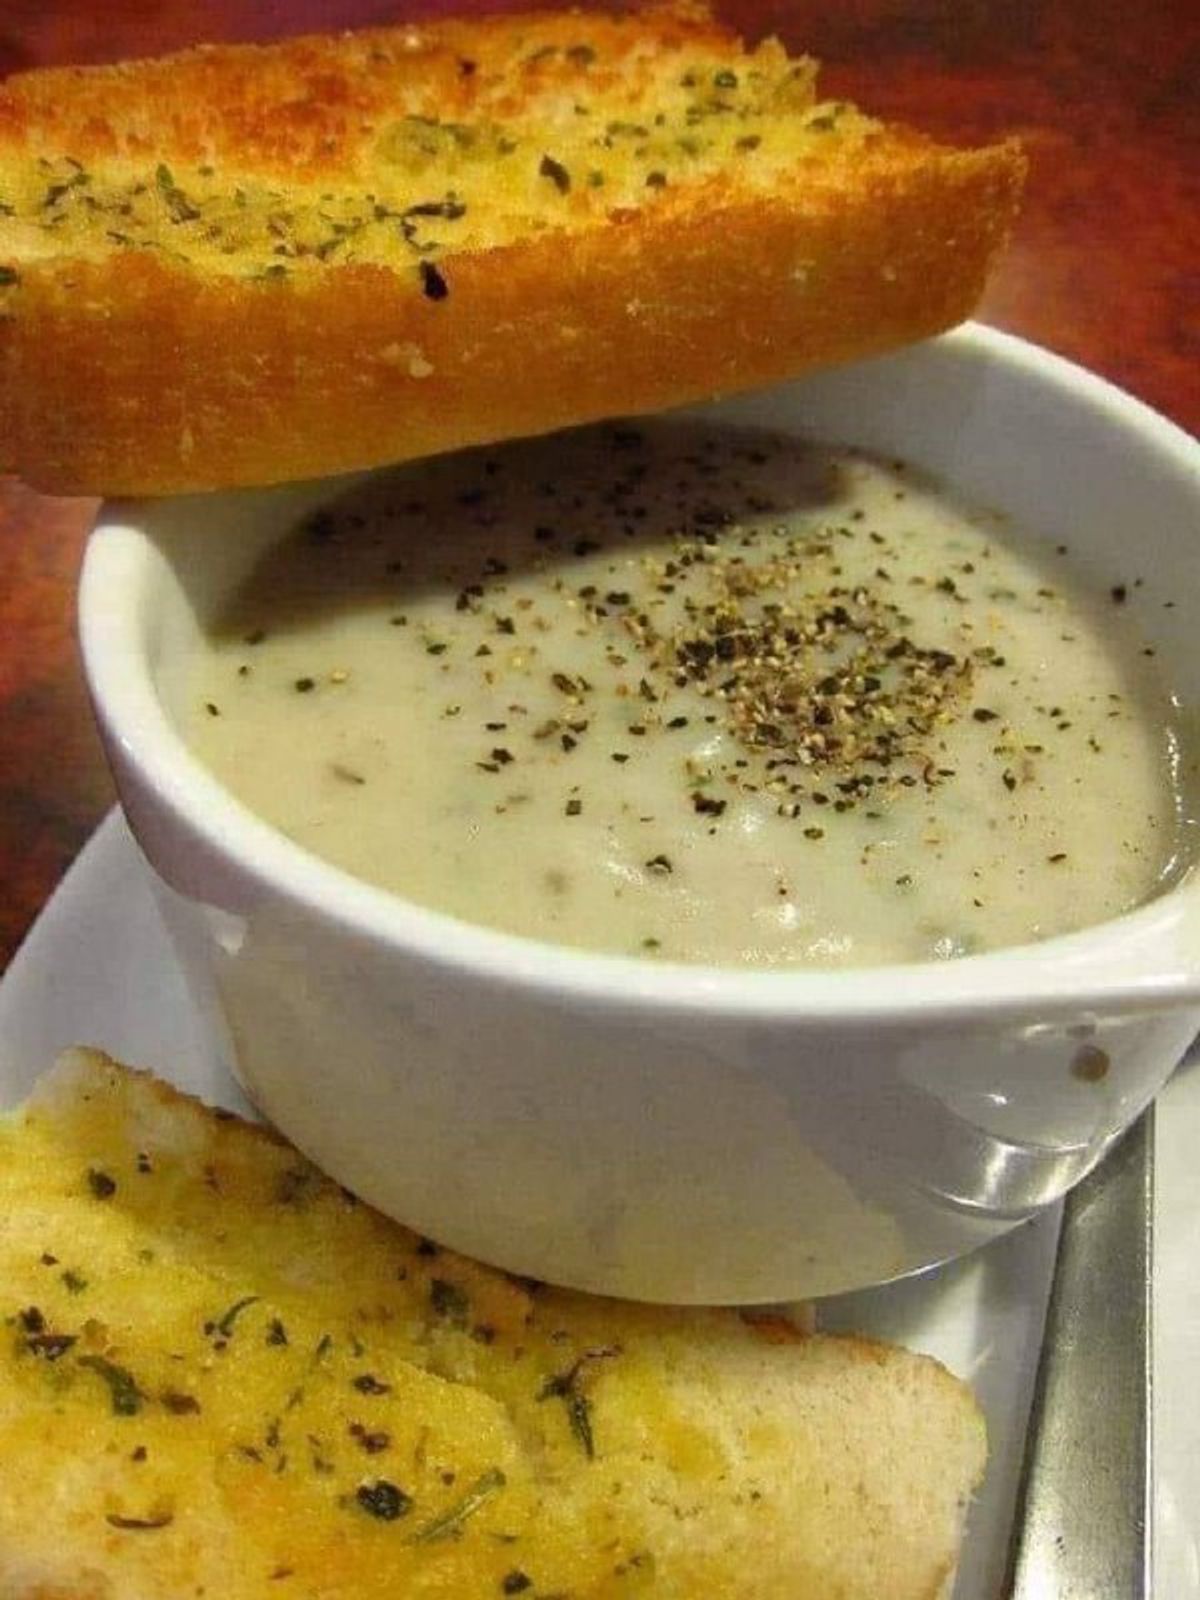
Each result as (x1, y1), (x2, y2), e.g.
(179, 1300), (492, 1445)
(183, 423), (1193, 966)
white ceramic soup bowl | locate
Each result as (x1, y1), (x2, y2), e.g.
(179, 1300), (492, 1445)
(79, 323), (1200, 1303)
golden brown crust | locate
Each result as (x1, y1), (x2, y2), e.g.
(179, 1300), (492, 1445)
(0, 5), (729, 165)
(0, 7), (1024, 495)
(0, 142), (1022, 495)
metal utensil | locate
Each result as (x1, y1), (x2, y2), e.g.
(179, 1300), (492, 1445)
(1007, 1106), (1154, 1599)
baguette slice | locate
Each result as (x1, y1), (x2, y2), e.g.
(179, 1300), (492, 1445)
(0, 4), (1023, 496)
(0, 1049), (985, 1600)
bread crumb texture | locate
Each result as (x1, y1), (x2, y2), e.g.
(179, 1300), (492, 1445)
(0, 3), (1023, 493)
(0, 1049), (985, 1599)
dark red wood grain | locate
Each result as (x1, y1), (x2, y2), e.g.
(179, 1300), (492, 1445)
(1, 0), (1197, 968)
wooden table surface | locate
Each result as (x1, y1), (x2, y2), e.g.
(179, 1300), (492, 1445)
(0, 0), (1196, 970)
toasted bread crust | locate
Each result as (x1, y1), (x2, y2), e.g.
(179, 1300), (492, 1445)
(0, 7), (1023, 495)
(0, 1050), (986, 1600)
(0, 142), (1022, 495)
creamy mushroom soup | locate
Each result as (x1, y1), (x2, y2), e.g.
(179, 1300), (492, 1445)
(180, 423), (1193, 966)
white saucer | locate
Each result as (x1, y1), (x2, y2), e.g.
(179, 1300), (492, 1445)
(1, 810), (1196, 1596)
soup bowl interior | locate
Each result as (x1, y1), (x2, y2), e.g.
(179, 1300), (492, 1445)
(79, 323), (1200, 1301)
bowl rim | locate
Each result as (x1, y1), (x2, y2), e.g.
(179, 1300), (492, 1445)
(79, 321), (1200, 1022)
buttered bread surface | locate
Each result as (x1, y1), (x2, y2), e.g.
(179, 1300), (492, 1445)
(0, 6), (1023, 493)
(0, 1051), (986, 1599)
(182, 421), (1191, 967)
(0, 19), (875, 276)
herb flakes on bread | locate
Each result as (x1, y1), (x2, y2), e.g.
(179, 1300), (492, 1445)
(0, 4), (1024, 496)
(0, 1049), (986, 1599)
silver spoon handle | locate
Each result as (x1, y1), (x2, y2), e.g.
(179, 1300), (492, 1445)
(1007, 1106), (1153, 1599)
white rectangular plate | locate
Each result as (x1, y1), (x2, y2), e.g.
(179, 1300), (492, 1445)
(1, 810), (1195, 1596)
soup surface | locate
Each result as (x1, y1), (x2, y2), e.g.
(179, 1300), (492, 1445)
(181, 422), (1192, 966)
